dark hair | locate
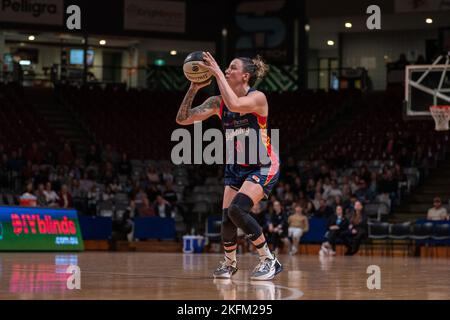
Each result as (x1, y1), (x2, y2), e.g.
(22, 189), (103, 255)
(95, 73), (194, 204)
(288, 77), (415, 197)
(237, 55), (269, 86)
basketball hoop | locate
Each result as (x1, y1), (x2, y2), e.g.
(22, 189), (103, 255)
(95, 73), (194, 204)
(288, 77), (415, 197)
(430, 105), (450, 131)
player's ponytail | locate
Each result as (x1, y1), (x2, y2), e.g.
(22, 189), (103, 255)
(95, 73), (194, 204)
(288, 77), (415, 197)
(238, 55), (269, 86)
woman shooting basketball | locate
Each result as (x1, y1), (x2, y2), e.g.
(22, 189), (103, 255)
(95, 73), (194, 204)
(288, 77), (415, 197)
(176, 52), (282, 280)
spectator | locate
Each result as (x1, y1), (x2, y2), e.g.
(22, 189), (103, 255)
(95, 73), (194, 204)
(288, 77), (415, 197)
(315, 199), (333, 218)
(355, 180), (375, 204)
(146, 166), (161, 184)
(312, 192), (322, 211)
(80, 172), (95, 194)
(162, 181), (178, 205)
(154, 195), (172, 218)
(305, 178), (316, 199)
(323, 179), (343, 201)
(161, 164), (174, 184)
(20, 182), (37, 207)
(70, 179), (83, 198)
(268, 201), (289, 254)
(378, 169), (398, 205)
(283, 183), (294, 206)
(58, 184), (73, 208)
(343, 201), (367, 255)
(69, 158), (83, 181)
(287, 204), (309, 255)
(303, 200), (315, 217)
(427, 197), (449, 221)
(87, 185), (100, 215)
(138, 197), (156, 217)
(319, 205), (349, 256)
(147, 184), (161, 203)
(44, 182), (59, 207)
(108, 178), (122, 194)
(102, 185), (115, 202)
(36, 183), (47, 207)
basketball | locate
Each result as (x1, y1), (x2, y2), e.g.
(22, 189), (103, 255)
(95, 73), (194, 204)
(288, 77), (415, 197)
(183, 51), (213, 83)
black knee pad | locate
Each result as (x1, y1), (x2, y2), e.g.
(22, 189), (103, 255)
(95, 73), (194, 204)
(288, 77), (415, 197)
(228, 193), (262, 241)
(221, 208), (237, 247)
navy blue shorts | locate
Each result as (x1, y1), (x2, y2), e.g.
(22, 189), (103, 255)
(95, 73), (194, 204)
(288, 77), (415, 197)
(224, 163), (280, 199)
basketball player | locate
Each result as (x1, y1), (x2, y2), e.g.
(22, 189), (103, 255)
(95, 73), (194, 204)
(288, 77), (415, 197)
(176, 52), (282, 280)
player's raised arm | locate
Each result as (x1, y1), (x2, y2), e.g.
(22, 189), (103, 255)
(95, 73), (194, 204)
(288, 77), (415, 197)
(175, 80), (220, 125)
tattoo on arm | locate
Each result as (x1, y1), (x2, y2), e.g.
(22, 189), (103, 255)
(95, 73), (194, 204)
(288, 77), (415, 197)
(176, 88), (197, 122)
(176, 93), (220, 123)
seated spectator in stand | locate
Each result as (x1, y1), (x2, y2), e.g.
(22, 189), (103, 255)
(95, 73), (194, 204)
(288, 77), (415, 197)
(319, 205), (349, 256)
(323, 179), (343, 203)
(44, 182), (59, 207)
(312, 192), (322, 211)
(87, 185), (99, 215)
(147, 184), (161, 203)
(58, 184), (73, 208)
(343, 201), (368, 256)
(304, 200), (315, 217)
(163, 181), (178, 206)
(354, 180), (375, 204)
(138, 197), (156, 217)
(108, 178), (122, 194)
(161, 164), (174, 184)
(427, 197), (449, 221)
(287, 204), (309, 255)
(305, 178), (316, 199)
(20, 182), (37, 207)
(350, 174), (360, 194)
(315, 199), (333, 218)
(283, 183), (294, 206)
(80, 172), (95, 194)
(36, 183), (47, 207)
(268, 201), (289, 254)
(154, 195), (172, 218)
(101, 185), (115, 202)
(378, 169), (398, 205)
(292, 176), (303, 195)
(146, 166), (161, 184)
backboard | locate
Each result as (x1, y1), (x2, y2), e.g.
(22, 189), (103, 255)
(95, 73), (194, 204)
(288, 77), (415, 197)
(404, 54), (450, 118)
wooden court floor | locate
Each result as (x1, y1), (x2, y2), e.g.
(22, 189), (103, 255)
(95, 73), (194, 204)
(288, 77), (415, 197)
(0, 252), (449, 300)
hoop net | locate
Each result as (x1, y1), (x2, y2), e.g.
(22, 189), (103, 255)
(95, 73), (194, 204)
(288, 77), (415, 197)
(430, 105), (450, 131)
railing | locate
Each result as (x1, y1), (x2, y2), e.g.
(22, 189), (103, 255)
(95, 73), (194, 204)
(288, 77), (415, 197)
(0, 65), (369, 91)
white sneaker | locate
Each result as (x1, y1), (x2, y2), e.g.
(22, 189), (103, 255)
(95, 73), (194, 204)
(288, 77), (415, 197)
(251, 257), (281, 281)
(213, 258), (238, 279)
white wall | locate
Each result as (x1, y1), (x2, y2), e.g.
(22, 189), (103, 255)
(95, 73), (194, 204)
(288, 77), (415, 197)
(341, 29), (438, 90)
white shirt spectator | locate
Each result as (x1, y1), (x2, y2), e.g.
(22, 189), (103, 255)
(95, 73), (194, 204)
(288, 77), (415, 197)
(323, 187), (343, 200)
(44, 189), (59, 206)
(427, 207), (449, 221)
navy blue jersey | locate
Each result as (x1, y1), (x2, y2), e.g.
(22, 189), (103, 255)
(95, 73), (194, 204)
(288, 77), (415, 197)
(219, 88), (280, 198)
(219, 88), (279, 170)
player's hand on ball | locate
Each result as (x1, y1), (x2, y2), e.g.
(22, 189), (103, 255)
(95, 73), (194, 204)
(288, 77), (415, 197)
(201, 52), (222, 76)
(190, 79), (212, 91)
